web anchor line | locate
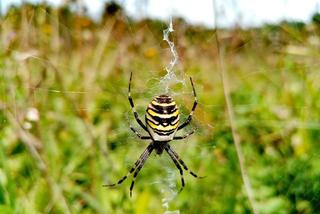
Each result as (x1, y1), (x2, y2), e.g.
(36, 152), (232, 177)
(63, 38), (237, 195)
(160, 18), (184, 93)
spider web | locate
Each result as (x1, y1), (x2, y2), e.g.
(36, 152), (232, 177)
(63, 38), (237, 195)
(124, 18), (198, 213)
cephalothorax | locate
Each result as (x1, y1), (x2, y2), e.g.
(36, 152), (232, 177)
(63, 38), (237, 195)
(104, 72), (202, 197)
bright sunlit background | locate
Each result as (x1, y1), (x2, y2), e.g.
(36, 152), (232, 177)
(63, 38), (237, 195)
(2, 0), (320, 27)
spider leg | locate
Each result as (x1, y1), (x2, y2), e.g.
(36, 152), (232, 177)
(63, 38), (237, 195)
(165, 145), (185, 192)
(130, 125), (151, 140)
(166, 144), (204, 178)
(128, 72), (148, 132)
(103, 143), (153, 188)
(129, 144), (154, 197)
(178, 77), (197, 131)
(173, 130), (194, 140)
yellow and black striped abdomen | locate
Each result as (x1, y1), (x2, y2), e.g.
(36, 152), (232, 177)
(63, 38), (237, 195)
(145, 95), (179, 141)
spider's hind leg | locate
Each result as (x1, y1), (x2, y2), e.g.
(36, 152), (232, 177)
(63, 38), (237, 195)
(103, 157), (140, 188)
(166, 144), (204, 179)
(165, 145), (185, 192)
(103, 143), (154, 197)
(129, 148), (153, 197)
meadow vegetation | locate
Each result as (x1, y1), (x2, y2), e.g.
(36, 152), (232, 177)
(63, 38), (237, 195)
(1, 2), (320, 213)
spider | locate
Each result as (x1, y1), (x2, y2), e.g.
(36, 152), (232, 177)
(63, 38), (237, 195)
(104, 72), (202, 197)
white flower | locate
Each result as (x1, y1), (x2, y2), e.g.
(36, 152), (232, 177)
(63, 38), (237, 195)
(26, 107), (39, 122)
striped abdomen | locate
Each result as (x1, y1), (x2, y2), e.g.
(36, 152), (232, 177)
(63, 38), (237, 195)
(145, 95), (179, 141)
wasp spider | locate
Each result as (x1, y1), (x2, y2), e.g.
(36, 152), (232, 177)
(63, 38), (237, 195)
(104, 72), (202, 197)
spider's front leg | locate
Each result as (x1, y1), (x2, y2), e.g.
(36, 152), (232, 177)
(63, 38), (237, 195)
(128, 72), (148, 132)
(177, 77), (198, 130)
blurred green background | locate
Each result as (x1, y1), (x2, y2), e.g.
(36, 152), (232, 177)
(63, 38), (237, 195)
(1, 2), (320, 214)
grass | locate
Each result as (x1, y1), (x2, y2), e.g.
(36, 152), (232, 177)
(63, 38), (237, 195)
(1, 2), (320, 214)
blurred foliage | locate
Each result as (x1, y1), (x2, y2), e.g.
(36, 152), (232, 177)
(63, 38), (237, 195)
(312, 12), (320, 25)
(1, 2), (320, 214)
